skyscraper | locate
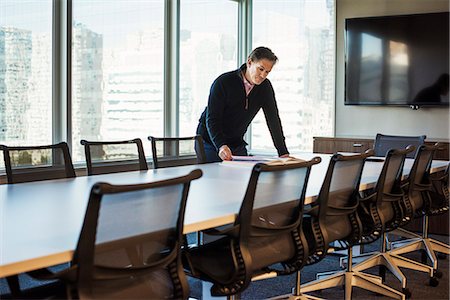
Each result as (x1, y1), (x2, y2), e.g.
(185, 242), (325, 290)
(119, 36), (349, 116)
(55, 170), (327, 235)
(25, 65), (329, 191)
(71, 22), (104, 160)
(0, 27), (32, 144)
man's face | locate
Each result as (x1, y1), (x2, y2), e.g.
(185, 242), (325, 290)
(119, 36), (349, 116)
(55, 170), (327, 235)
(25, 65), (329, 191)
(246, 58), (275, 85)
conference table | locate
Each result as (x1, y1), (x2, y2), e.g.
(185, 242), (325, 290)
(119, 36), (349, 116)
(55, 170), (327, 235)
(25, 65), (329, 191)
(0, 152), (448, 279)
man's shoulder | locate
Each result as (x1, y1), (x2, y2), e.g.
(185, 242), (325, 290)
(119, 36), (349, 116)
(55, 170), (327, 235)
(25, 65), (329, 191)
(215, 68), (240, 83)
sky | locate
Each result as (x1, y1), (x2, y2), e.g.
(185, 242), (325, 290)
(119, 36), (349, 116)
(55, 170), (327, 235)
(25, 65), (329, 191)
(1, 0), (331, 33)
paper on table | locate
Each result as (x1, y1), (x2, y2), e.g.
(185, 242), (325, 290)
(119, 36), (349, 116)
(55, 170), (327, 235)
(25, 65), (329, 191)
(223, 155), (304, 164)
(221, 156), (306, 167)
(231, 155), (276, 162)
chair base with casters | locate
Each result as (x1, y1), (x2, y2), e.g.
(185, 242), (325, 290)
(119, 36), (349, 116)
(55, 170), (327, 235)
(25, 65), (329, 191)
(341, 232), (435, 297)
(388, 185), (450, 280)
(299, 247), (406, 300)
(298, 150), (407, 300)
(389, 223), (450, 282)
(388, 164), (450, 273)
(300, 148), (417, 300)
(339, 146), (444, 296)
(265, 269), (326, 300)
(386, 146), (449, 283)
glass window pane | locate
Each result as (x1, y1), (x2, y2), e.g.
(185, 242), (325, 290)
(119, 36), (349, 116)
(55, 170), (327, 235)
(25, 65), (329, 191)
(179, 0), (238, 137)
(72, 0), (164, 163)
(0, 0), (53, 146)
(251, 0), (335, 153)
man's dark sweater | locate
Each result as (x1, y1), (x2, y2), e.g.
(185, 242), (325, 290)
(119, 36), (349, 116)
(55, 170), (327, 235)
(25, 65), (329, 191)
(197, 64), (289, 156)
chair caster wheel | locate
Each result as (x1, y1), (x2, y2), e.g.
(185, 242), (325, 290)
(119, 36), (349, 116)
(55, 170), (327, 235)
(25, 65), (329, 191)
(402, 288), (411, 299)
(437, 253), (447, 260)
(429, 276), (439, 287)
(434, 270), (443, 279)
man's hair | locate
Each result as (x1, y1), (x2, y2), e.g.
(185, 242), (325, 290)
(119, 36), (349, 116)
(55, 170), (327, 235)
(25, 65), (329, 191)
(248, 47), (278, 63)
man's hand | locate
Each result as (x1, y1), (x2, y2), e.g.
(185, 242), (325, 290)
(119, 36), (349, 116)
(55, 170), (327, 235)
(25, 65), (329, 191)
(279, 154), (291, 158)
(218, 145), (232, 161)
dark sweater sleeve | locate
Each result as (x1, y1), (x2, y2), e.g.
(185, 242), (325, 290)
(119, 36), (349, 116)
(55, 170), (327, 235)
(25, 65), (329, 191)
(205, 78), (227, 150)
(262, 82), (289, 156)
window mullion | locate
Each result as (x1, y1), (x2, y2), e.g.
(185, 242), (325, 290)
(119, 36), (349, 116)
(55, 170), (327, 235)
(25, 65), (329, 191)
(164, 0), (180, 138)
(52, 0), (71, 148)
(239, 0), (253, 148)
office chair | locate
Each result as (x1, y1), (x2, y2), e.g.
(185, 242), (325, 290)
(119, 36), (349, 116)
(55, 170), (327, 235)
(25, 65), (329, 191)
(80, 138), (148, 175)
(0, 142), (75, 184)
(373, 133), (426, 159)
(388, 144), (450, 281)
(183, 157), (321, 298)
(0, 142), (76, 297)
(346, 146), (435, 297)
(29, 169), (202, 299)
(148, 135), (206, 169)
(427, 162), (450, 220)
(300, 150), (406, 300)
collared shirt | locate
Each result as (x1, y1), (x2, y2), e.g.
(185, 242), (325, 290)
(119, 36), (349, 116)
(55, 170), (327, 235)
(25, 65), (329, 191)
(242, 71), (254, 96)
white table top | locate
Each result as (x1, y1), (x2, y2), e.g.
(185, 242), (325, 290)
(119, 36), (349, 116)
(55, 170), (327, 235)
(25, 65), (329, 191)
(0, 153), (447, 277)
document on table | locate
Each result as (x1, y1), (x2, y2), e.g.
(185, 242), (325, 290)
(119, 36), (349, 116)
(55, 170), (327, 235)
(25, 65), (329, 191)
(220, 155), (304, 167)
(230, 155), (276, 161)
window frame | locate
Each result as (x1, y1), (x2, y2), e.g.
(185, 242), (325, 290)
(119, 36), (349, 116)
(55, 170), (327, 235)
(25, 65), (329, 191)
(0, 0), (335, 177)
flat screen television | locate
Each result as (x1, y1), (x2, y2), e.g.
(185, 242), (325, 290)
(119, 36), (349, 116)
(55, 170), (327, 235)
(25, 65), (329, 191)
(345, 12), (449, 107)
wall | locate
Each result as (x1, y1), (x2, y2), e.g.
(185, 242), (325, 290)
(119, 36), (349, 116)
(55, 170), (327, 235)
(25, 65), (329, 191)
(336, 0), (449, 140)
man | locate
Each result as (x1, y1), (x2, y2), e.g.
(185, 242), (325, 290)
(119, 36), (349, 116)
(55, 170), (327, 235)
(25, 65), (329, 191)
(196, 46), (290, 162)
(413, 73), (449, 103)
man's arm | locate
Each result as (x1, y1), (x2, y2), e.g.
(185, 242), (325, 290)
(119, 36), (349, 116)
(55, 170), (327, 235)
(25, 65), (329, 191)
(262, 82), (289, 156)
(205, 78), (227, 151)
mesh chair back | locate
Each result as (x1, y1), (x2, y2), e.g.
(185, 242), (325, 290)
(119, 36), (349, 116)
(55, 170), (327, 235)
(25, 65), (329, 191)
(428, 162), (450, 214)
(0, 142), (75, 184)
(148, 135), (206, 169)
(73, 169), (202, 299)
(236, 158), (321, 270)
(317, 150), (373, 243)
(373, 133), (426, 158)
(81, 138), (148, 175)
(406, 143), (439, 213)
(377, 147), (413, 195)
(373, 147), (413, 227)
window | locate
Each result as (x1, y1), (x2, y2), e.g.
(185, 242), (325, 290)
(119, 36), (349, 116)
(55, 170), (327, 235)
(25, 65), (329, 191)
(179, 0), (238, 137)
(71, 0), (164, 162)
(1, 0), (336, 170)
(0, 0), (53, 146)
(251, 0), (335, 153)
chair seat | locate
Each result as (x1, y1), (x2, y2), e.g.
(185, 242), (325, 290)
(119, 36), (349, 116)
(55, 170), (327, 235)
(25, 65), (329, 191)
(76, 268), (175, 299)
(185, 232), (296, 282)
(184, 237), (238, 285)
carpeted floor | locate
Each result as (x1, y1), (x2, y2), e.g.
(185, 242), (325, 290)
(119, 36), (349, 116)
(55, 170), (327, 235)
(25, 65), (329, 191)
(188, 234), (450, 299)
(1, 235), (449, 299)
